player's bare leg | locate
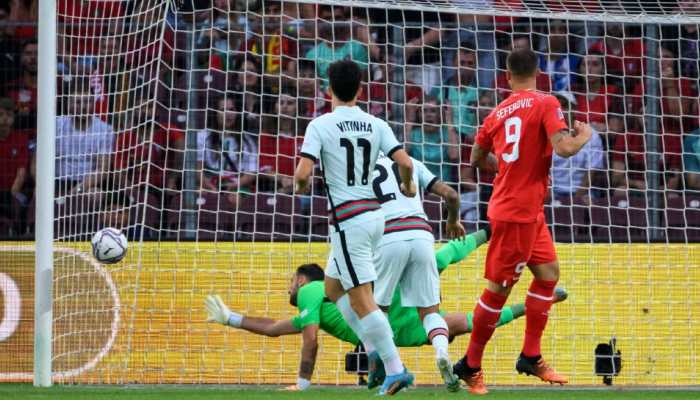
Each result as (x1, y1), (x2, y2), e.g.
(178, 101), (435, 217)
(515, 261), (568, 385)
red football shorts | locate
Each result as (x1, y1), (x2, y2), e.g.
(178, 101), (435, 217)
(484, 213), (557, 287)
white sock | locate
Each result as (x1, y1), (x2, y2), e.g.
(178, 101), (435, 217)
(360, 310), (403, 376)
(423, 312), (449, 358)
(335, 295), (375, 352)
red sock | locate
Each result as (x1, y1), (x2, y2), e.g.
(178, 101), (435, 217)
(466, 289), (508, 369)
(522, 279), (557, 357)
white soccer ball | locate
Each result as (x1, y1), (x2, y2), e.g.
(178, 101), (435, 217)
(91, 228), (128, 264)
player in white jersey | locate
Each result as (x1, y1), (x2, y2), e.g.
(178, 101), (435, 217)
(370, 155), (465, 391)
(294, 60), (416, 396)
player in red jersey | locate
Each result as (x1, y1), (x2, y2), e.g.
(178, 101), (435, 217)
(452, 49), (592, 395)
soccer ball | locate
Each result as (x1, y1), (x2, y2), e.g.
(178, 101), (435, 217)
(91, 228), (128, 264)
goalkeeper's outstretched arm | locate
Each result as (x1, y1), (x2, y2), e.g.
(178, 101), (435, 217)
(204, 295), (300, 337)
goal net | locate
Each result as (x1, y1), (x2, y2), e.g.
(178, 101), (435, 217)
(2, 0), (700, 387)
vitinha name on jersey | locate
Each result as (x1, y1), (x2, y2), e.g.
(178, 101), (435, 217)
(336, 120), (373, 133)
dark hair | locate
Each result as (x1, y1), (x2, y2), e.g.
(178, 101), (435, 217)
(296, 263), (325, 282)
(328, 59), (362, 102)
(507, 49), (539, 78)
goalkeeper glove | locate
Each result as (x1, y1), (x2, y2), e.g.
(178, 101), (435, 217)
(204, 294), (242, 327)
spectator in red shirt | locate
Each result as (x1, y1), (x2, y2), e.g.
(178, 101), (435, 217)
(113, 99), (185, 200)
(588, 23), (643, 85)
(4, 40), (37, 130)
(259, 90), (304, 194)
(611, 131), (648, 196)
(295, 59), (329, 121)
(572, 51), (624, 145)
(89, 35), (124, 121)
(626, 45), (698, 174)
(658, 45), (699, 135)
(58, 0), (126, 56)
(8, 0), (37, 40)
(0, 98), (29, 234)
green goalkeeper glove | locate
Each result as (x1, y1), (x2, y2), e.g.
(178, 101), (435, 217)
(205, 295), (242, 327)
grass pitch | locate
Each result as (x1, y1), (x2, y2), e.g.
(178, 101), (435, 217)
(2, 384), (700, 400)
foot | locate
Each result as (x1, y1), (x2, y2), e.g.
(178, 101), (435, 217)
(367, 351), (386, 389)
(378, 368), (414, 396)
(515, 354), (568, 385)
(453, 357), (488, 395)
(436, 353), (460, 392)
(553, 287), (568, 304)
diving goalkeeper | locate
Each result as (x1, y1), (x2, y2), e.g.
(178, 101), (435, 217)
(204, 229), (568, 391)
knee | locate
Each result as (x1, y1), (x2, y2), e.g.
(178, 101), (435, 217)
(546, 262), (560, 282)
(349, 296), (372, 317)
(534, 261), (560, 282)
(348, 284), (377, 317)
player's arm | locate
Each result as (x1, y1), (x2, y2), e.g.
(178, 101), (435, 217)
(285, 324), (320, 391)
(294, 157), (315, 194)
(296, 124), (322, 194)
(379, 121), (415, 197)
(205, 295), (301, 337)
(429, 180), (465, 238)
(469, 143), (498, 173)
(391, 148), (416, 197)
(550, 120), (592, 158)
(241, 316), (300, 337)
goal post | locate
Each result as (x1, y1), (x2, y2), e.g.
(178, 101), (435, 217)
(11, 0), (700, 387)
(34, 0), (57, 388)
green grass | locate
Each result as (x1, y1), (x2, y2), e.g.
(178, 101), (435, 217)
(2, 384), (700, 400)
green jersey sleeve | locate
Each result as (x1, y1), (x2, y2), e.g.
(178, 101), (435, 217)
(291, 281), (325, 330)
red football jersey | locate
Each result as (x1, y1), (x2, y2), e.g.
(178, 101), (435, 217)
(475, 90), (568, 223)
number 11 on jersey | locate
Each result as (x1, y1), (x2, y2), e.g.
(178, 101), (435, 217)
(340, 138), (371, 186)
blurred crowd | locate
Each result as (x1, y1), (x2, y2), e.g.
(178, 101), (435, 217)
(0, 0), (699, 242)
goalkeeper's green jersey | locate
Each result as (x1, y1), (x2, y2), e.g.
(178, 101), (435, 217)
(289, 280), (430, 346)
(290, 231), (499, 347)
(291, 281), (360, 345)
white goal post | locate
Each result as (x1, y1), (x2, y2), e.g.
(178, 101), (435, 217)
(35, 0), (57, 388)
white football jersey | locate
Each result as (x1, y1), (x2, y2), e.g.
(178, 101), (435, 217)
(300, 105), (401, 227)
(374, 155), (438, 245)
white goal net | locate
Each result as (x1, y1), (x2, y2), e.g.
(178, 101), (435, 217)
(1, 0), (700, 387)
